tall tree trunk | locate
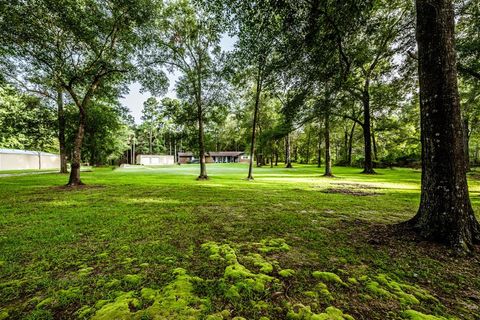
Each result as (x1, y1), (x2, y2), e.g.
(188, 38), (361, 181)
(343, 129), (348, 164)
(348, 121), (357, 166)
(285, 134), (292, 168)
(362, 86), (375, 174)
(403, 0), (480, 252)
(57, 87), (68, 174)
(247, 70), (262, 180)
(275, 149), (278, 166)
(463, 117), (470, 171)
(324, 109), (333, 177)
(67, 109), (86, 186)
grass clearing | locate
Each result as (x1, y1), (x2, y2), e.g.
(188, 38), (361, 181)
(1, 164), (479, 319)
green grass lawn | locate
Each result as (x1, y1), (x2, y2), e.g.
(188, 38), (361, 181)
(1, 164), (479, 320)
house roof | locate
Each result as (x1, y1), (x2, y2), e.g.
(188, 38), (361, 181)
(178, 152), (194, 157)
(0, 148), (58, 156)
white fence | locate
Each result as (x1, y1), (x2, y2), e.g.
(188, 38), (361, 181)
(136, 154), (175, 166)
(0, 149), (60, 171)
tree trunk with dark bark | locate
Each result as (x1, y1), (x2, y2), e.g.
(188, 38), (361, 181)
(361, 86), (375, 174)
(57, 87), (68, 174)
(67, 108), (85, 186)
(285, 134), (292, 168)
(324, 109), (333, 177)
(403, 0), (480, 253)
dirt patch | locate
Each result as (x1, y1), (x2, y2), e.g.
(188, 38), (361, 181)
(336, 219), (480, 319)
(331, 182), (382, 189)
(51, 185), (106, 191)
(322, 187), (382, 196)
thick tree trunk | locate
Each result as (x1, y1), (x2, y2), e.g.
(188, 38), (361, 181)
(404, 0), (480, 253)
(324, 109), (333, 177)
(67, 109), (86, 186)
(57, 87), (68, 174)
(362, 87), (375, 174)
(285, 134), (292, 168)
(275, 149), (278, 166)
(247, 71), (262, 180)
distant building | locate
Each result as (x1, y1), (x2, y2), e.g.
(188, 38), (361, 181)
(209, 151), (249, 163)
(0, 149), (60, 171)
(136, 154), (175, 165)
(177, 151), (249, 164)
(178, 152), (195, 164)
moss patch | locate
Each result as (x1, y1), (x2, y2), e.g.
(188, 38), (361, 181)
(259, 238), (291, 253)
(402, 310), (450, 320)
(365, 274), (438, 306)
(287, 304), (355, 320)
(312, 271), (347, 286)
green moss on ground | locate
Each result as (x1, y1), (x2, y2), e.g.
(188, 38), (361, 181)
(312, 271), (347, 286)
(402, 310), (450, 320)
(287, 304), (355, 320)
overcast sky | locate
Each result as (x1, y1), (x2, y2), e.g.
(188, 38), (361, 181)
(120, 35), (236, 124)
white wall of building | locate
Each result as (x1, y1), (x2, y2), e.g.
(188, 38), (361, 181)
(136, 155), (175, 166)
(0, 149), (60, 171)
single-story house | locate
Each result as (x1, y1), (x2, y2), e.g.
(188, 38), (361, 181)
(208, 151), (248, 163)
(0, 148), (60, 171)
(178, 151), (250, 164)
(136, 154), (175, 165)
(178, 152), (195, 164)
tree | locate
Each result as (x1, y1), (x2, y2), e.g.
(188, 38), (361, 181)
(0, 85), (57, 152)
(220, 0), (282, 180)
(141, 97), (161, 154)
(142, 0), (224, 180)
(1, 0), (153, 185)
(334, 0), (413, 174)
(402, 0), (480, 253)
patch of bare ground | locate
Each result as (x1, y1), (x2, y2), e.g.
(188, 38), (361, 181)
(322, 187), (383, 196)
(51, 185), (106, 191)
(331, 182), (382, 189)
(338, 219), (480, 319)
